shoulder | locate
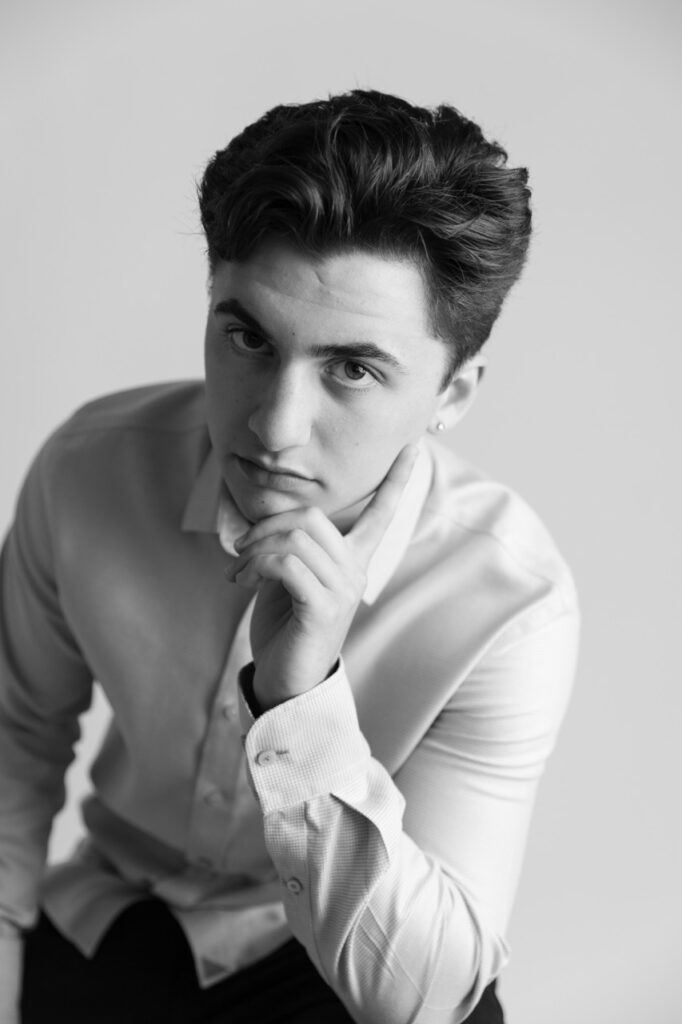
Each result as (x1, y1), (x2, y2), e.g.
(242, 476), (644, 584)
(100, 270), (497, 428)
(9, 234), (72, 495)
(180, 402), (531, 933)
(56, 380), (207, 438)
(38, 380), (208, 474)
(419, 439), (579, 636)
(24, 381), (210, 537)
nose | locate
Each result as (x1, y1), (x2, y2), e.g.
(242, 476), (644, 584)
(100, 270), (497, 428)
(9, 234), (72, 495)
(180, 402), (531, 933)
(247, 367), (313, 452)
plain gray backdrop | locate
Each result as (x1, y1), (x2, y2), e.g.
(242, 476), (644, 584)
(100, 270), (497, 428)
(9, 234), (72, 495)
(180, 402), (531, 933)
(1, 1), (679, 1021)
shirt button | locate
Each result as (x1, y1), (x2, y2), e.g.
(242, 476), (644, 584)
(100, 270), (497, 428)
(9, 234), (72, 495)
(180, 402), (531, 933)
(256, 750), (276, 767)
(285, 877), (303, 895)
(204, 789), (226, 808)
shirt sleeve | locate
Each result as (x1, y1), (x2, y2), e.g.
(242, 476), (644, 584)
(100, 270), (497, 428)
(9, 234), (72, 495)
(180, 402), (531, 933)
(239, 605), (579, 1024)
(0, 437), (93, 931)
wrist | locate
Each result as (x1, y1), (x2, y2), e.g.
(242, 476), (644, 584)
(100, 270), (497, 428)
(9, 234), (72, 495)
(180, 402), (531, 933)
(248, 660), (340, 714)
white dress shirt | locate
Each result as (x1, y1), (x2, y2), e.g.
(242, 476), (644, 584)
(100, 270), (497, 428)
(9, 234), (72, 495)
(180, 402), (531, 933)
(0, 382), (579, 1023)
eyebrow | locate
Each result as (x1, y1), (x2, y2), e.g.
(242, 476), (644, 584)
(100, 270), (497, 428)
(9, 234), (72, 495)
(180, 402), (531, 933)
(213, 297), (408, 373)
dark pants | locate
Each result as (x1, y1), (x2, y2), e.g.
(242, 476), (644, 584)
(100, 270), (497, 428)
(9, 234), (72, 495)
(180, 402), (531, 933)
(21, 901), (505, 1023)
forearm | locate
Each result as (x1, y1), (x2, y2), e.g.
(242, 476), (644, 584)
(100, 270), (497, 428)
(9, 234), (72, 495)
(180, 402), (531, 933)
(241, 666), (506, 1024)
(267, 775), (504, 1023)
(0, 696), (81, 930)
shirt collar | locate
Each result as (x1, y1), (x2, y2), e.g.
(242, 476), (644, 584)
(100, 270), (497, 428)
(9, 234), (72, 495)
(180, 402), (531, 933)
(182, 443), (433, 606)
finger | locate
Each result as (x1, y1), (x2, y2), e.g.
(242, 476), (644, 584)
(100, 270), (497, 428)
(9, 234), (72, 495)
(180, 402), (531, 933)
(234, 506), (348, 566)
(346, 444), (419, 564)
(229, 528), (345, 592)
(235, 551), (328, 607)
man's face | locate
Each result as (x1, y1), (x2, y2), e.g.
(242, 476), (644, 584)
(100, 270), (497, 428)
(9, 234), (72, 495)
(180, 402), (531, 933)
(204, 239), (453, 530)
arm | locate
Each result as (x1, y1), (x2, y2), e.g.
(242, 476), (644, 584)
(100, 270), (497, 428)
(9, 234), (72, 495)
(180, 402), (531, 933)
(229, 447), (579, 1021)
(239, 609), (578, 1024)
(0, 440), (93, 1016)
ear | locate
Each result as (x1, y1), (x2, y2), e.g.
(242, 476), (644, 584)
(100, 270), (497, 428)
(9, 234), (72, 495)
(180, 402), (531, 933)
(428, 355), (486, 434)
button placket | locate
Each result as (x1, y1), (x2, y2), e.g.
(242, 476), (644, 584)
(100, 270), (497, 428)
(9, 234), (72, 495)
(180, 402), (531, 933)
(185, 597), (256, 867)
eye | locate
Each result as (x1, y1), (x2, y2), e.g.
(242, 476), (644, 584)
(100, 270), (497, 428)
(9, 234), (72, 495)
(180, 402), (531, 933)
(344, 362), (368, 381)
(226, 327), (270, 354)
(329, 359), (379, 390)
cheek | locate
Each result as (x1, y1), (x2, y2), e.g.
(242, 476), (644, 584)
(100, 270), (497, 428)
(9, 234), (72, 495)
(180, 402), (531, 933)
(205, 365), (254, 434)
(339, 392), (433, 447)
(330, 411), (413, 481)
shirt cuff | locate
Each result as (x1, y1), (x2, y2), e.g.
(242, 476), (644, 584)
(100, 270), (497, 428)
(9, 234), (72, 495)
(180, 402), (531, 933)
(238, 660), (372, 815)
(237, 660), (341, 727)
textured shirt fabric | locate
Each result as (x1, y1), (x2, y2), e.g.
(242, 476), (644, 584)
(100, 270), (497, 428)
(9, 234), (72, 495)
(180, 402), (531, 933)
(0, 381), (579, 1023)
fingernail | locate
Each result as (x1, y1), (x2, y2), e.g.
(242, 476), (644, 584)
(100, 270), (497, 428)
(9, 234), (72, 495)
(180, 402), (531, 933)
(233, 533), (248, 552)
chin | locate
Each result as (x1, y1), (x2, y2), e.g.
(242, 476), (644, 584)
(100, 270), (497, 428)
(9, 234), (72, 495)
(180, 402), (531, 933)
(232, 486), (313, 523)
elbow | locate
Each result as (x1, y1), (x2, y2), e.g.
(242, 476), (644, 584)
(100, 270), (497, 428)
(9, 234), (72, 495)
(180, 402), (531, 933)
(338, 893), (509, 1024)
(417, 911), (509, 1024)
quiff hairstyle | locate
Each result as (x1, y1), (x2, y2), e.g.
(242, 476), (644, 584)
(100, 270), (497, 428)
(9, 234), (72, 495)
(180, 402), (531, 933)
(199, 89), (531, 386)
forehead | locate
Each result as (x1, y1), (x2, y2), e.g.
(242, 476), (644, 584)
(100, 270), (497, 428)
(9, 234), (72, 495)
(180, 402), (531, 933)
(211, 240), (437, 345)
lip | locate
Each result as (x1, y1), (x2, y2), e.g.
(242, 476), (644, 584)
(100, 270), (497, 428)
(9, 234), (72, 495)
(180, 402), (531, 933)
(234, 455), (316, 491)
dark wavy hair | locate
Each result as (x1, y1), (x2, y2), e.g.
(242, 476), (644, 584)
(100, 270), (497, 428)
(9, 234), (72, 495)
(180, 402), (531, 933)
(199, 90), (531, 385)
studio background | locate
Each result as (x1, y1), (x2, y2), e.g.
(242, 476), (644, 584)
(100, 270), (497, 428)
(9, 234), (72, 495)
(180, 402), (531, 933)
(0, 1), (678, 1021)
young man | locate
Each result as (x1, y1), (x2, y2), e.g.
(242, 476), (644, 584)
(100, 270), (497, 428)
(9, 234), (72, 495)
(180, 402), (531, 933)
(0, 91), (579, 1023)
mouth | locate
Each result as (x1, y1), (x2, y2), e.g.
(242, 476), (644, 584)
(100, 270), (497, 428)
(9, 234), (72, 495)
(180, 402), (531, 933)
(234, 455), (316, 491)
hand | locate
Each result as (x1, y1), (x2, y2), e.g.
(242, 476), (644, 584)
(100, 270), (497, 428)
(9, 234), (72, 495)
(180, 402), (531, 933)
(228, 445), (418, 711)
